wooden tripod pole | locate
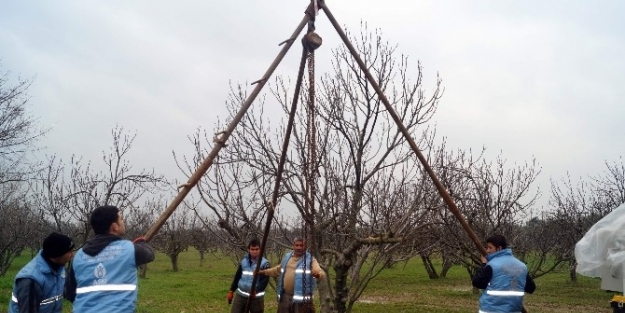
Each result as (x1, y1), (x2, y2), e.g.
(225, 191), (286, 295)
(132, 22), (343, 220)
(318, 1), (528, 312)
(318, 0), (486, 257)
(143, 12), (312, 241)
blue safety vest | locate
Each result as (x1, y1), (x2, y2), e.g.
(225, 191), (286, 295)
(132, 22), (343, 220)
(277, 251), (316, 303)
(72, 240), (137, 313)
(478, 249), (527, 313)
(236, 255), (269, 298)
(9, 251), (64, 313)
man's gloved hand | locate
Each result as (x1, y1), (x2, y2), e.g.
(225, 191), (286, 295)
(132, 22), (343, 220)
(312, 272), (321, 279)
(227, 291), (234, 304)
(133, 236), (147, 244)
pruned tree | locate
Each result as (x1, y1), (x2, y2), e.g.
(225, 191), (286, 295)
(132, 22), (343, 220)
(0, 65), (47, 275)
(549, 157), (625, 282)
(0, 185), (43, 276)
(184, 25), (443, 313)
(433, 149), (540, 279)
(176, 129), (277, 263)
(592, 157), (625, 208)
(152, 202), (193, 272)
(31, 155), (74, 235)
(0, 67), (45, 165)
(189, 216), (217, 267)
(62, 126), (168, 244)
(515, 215), (569, 279)
(28, 126), (168, 247)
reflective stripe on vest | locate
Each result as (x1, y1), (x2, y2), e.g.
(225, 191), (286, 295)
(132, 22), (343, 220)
(236, 288), (266, 297)
(293, 295), (313, 302)
(41, 294), (63, 305)
(280, 268), (312, 274)
(76, 284), (137, 294)
(11, 293), (63, 305)
(486, 290), (525, 296)
(242, 271), (254, 276)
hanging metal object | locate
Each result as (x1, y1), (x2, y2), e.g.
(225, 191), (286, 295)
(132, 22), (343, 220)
(303, 31), (322, 51)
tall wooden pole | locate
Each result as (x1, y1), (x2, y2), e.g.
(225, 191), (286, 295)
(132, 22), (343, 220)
(144, 10), (312, 241)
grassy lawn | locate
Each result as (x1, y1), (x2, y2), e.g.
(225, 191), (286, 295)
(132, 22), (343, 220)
(0, 248), (615, 312)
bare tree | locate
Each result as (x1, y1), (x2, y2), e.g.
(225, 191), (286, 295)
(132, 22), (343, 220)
(433, 150), (540, 279)
(549, 157), (625, 282)
(185, 26), (443, 313)
(0, 67), (45, 164)
(175, 129), (276, 262)
(0, 184), (42, 275)
(189, 216), (217, 267)
(30, 155), (74, 234)
(515, 214), (569, 279)
(593, 157), (625, 208)
(152, 203), (193, 272)
(33, 126), (168, 244)
(0, 65), (47, 275)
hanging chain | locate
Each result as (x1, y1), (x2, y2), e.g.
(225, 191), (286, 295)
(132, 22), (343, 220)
(302, 2), (321, 305)
(306, 42), (316, 232)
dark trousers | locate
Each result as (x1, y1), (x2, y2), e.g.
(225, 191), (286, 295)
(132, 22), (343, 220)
(231, 293), (265, 313)
(277, 293), (315, 313)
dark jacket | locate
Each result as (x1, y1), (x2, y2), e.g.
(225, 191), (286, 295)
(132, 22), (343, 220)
(472, 249), (536, 313)
(229, 254), (270, 296)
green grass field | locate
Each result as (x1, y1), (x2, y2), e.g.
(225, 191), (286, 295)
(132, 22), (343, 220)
(0, 249), (616, 312)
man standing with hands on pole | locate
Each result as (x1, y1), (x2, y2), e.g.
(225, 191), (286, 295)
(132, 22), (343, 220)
(64, 205), (155, 312)
(472, 234), (536, 313)
(227, 238), (271, 313)
(258, 237), (325, 313)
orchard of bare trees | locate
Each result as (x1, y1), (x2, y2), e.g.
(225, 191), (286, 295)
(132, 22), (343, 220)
(174, 27), (625, 313)
(1, 26), (624, 313)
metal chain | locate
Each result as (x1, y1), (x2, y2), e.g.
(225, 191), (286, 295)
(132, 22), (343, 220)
(302, 2), (318, 304)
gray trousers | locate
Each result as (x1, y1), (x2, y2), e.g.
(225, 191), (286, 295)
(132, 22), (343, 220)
(277, 293), (315, 313)
(231, 293), (265, 313)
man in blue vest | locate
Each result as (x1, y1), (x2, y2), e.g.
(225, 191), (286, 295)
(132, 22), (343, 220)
(9, 232), (75, 313)
(472, 234), (536, 313)
(227, 238), (271, 313)
(259, 237), (325, 313)
(64, 205), (155, 312)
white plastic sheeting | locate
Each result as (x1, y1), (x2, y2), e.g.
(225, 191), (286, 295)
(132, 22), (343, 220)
(575, 203), (625, 292)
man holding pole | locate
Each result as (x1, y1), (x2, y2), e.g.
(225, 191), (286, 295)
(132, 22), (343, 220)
(258, 237), (325, 313)
(227, 238), (271, 313)
(64, 205), (155, 312)
(472, 234), (536, 313)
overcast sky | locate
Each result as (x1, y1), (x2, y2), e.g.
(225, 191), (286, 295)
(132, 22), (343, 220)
(1, 0), (624, 210)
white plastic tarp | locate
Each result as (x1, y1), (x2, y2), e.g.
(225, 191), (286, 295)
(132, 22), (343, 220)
(575, 202), (625, 280)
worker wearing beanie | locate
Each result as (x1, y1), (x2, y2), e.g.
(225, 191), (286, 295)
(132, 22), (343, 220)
(9, 232), (75, 313)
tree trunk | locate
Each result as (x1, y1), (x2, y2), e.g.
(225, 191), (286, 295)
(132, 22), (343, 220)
(569, 259), (577, 282)
(333, 260), (351, 313)
(199, 250), (205, 267)
(440, 257), (453, 278)
(138, 264), (148, 278)
(420, 253), (439, 279)
(317, 276), (332, 313)
(170, 253), (179, 272)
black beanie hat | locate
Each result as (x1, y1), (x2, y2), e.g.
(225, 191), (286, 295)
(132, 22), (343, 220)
(42, 232), (75, 259)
